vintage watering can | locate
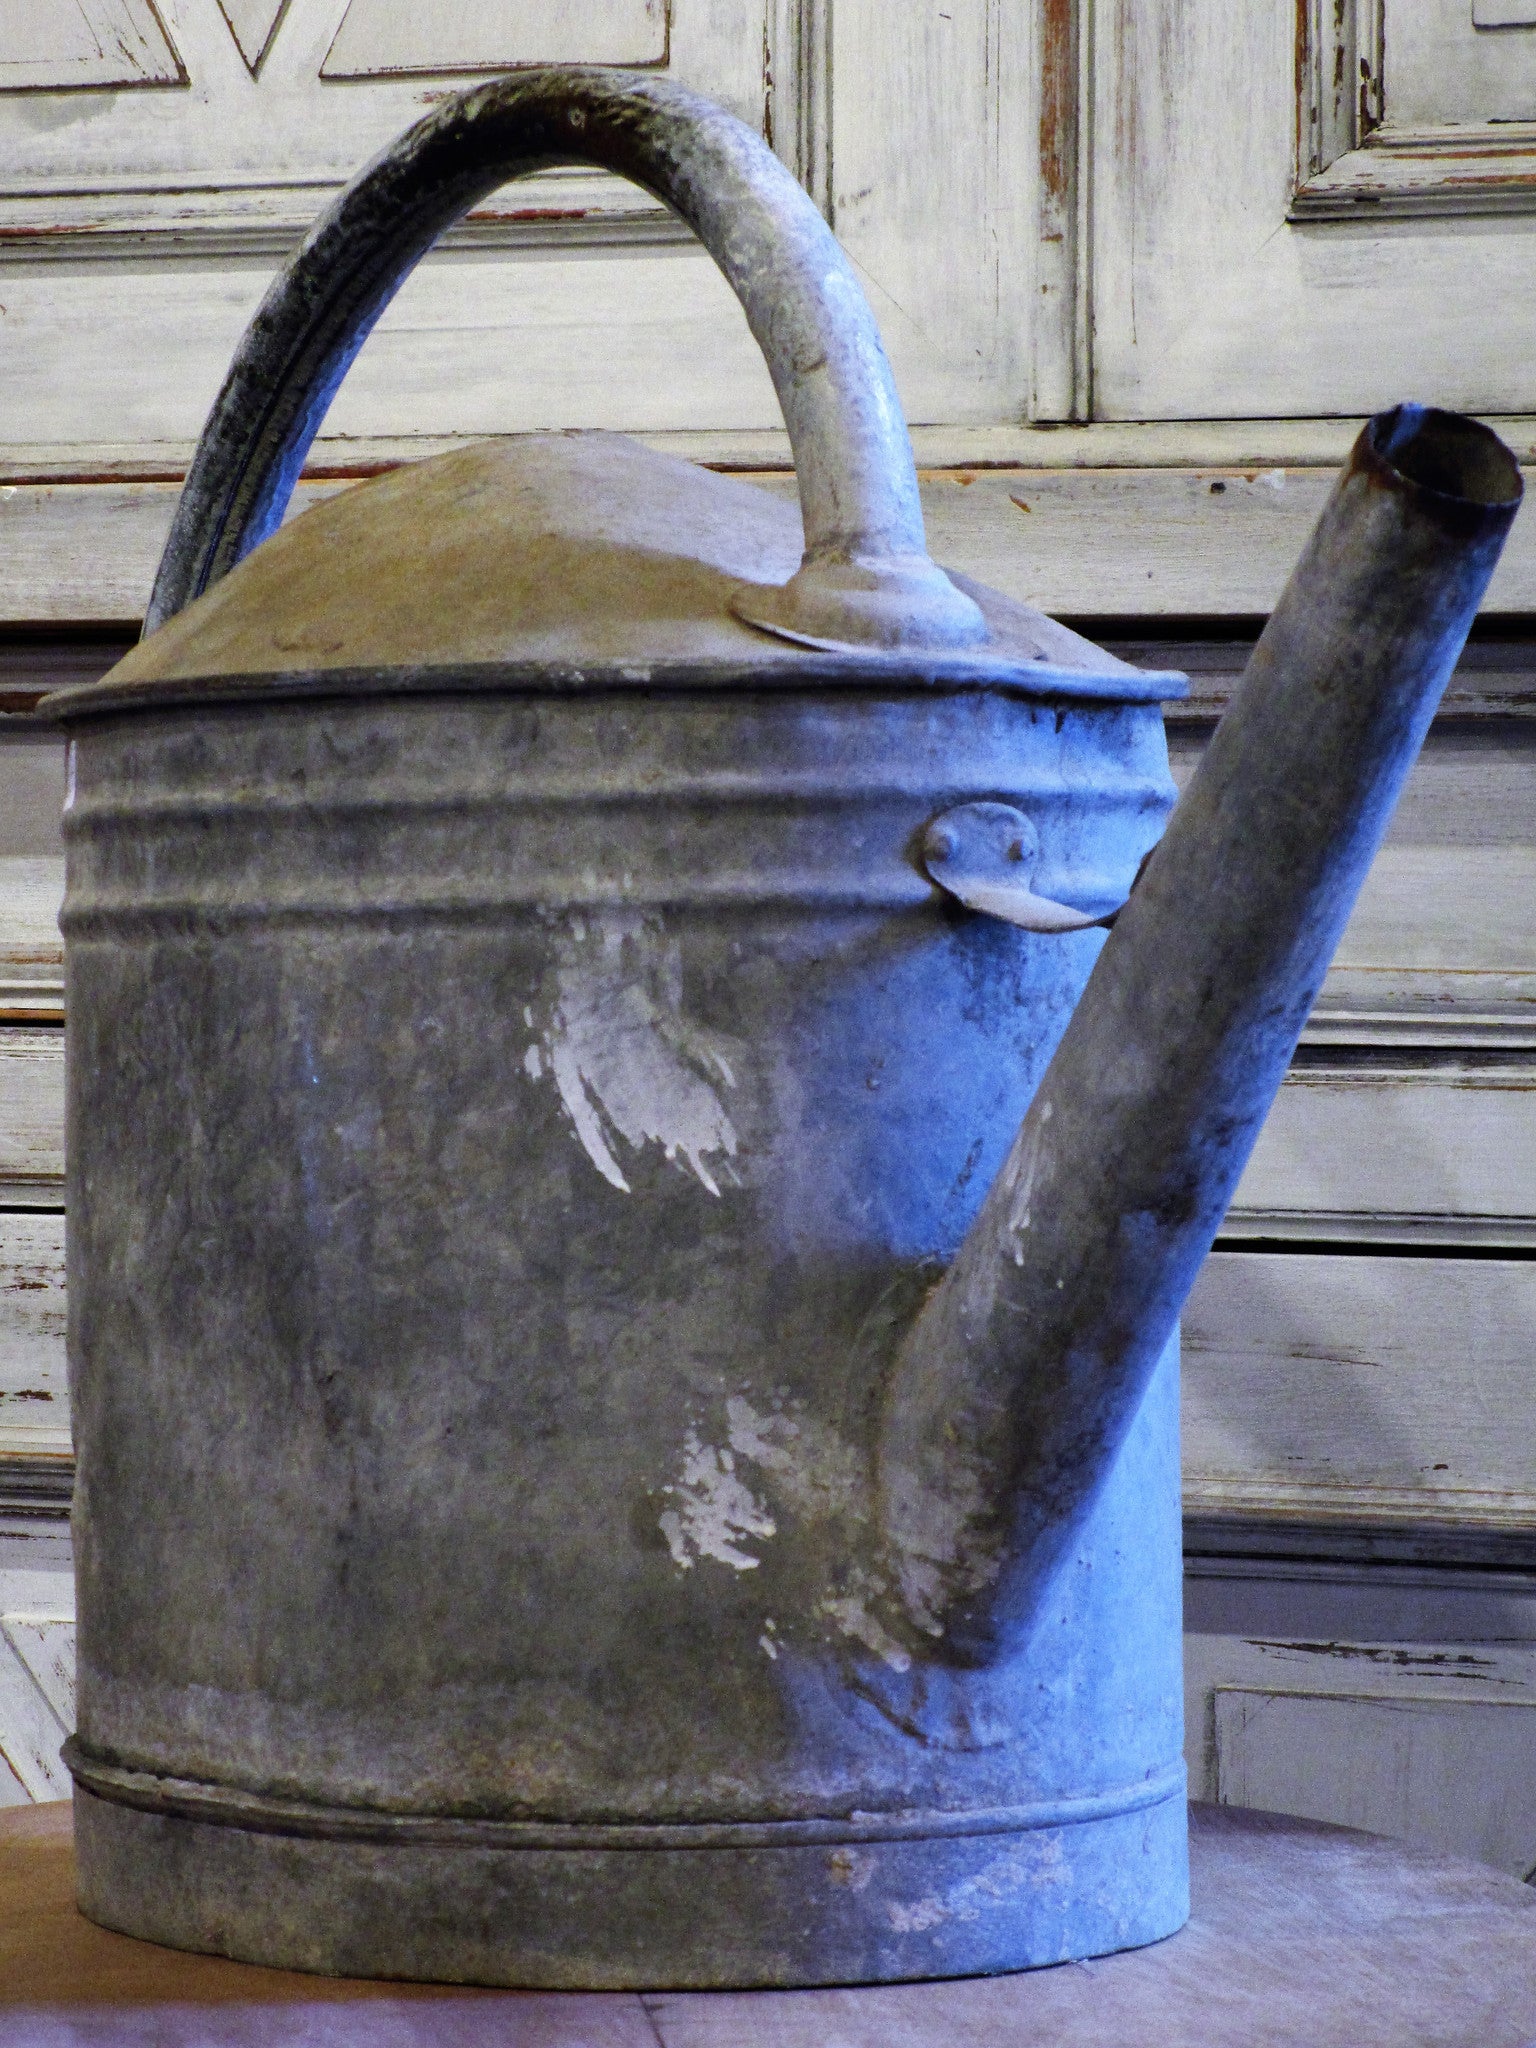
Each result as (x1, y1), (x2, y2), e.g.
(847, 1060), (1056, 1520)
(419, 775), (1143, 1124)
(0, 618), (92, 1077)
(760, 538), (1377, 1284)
(47, 69), (1520, 1988)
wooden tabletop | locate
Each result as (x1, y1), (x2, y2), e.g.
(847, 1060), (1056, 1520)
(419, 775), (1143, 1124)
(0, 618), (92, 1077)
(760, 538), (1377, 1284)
(3, 1799), (1534, 2044)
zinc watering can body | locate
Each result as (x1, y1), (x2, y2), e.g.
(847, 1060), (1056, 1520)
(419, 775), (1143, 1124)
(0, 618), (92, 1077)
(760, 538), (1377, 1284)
(47, 70), (1520, 1989)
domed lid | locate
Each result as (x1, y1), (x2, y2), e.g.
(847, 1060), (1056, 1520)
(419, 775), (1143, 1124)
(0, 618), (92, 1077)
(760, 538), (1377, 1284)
(55, 433), (1183, 716)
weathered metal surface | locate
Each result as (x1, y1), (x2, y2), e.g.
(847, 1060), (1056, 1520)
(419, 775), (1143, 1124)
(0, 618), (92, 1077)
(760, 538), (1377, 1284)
(58, 680), (1183, 1984)
(45, 68), (1521, 1990)
(880, 406), (1523, 1661)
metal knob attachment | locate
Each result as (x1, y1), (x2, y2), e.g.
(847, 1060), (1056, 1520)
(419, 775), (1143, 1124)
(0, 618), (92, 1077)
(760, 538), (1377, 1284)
(921, 802), (1116, 934)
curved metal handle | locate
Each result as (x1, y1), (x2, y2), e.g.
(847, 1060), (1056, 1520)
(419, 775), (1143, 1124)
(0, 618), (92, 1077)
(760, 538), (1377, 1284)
(146, 67), (984, 653)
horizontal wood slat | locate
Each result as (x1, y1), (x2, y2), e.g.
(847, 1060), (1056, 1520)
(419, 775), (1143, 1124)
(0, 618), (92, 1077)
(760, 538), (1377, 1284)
(9, 457), (1536, 623)
(0, 862), (65, 1026)
(1229, 1066), (1536, 1245)
(1184, 1252), (1536, 1534)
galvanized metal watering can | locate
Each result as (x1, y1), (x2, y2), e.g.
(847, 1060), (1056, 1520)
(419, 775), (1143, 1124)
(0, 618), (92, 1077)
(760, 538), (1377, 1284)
(49, 69), (1521, 1989)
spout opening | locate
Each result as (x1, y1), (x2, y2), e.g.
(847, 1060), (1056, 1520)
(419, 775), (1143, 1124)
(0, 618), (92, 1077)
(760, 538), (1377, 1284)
(1367, 404), (1523, 510)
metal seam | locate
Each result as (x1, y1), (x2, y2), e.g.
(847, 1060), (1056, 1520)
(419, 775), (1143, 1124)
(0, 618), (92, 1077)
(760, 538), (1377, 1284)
(65, 1742), (1187, 1850)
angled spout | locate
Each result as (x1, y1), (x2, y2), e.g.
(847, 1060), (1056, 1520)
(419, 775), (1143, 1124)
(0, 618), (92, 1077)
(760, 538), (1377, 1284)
(878, 406), (1522, 1663)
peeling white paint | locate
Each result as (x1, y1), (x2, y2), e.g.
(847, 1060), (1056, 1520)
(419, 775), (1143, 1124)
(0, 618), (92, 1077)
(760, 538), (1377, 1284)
(659, 1427), (776, 1572)
(537, 913), (740, 1196)
(820, 1592), (913, 1674)
(888, 1893), (950, 1933)
(1003, 1099), (1052, 1253)
(724, 1395), (865, 1521)
(887, 1837), (1065, 1933)
(523, 1043), (543, 1080)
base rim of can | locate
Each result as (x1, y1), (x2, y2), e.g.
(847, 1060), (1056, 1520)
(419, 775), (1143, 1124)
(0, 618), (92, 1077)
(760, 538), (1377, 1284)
(72, 1778), (1192, 1989)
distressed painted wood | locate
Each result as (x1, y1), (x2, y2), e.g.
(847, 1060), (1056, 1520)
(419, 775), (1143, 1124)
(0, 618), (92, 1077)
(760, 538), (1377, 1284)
(0, 1031), (64, 1203)
(322, 0), (669, 79)
(1170, 721), (1536, 1045)
(1292, 0), (1536, 217)
(0, 0), (775, 252)
(1228, 1067), (1536, 1243)
(13, 417), (1501, 477)
(1183, 1252), (1536, 1531)
(827, 0), (1032, 427)
(0, 1618), (72, 1806)
(1183, 1623), (1536, 1856)
(0, 1215), (68, 1466)
(0, 1521), (73, 1807)
(0, 0), (183, 91)
(1093, 0), (1536, 415)
(0, 0), (1038, 426)
(0, 860), (64, 1025)
(1214, 1688), (1536, 1877)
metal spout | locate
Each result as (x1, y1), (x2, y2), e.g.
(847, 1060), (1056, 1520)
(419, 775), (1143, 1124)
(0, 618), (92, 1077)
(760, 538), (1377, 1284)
(878, 407), (1522, 1663)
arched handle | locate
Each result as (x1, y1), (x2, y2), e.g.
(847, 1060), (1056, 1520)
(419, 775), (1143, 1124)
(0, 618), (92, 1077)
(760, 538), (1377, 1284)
(146, 66), (985, 653)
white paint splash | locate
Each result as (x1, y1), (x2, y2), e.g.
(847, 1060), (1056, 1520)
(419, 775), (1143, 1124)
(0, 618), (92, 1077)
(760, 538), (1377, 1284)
(714, 1397), (917, 1666)
(819, 1592), (912, 1674)
(887, 1836), (1065, 1934)
(658, 1427), (776, 1572)
(1003, 1098), (1052, 1253)
(538, 913), (740, 1196)
(723, 1396), (865, 1521)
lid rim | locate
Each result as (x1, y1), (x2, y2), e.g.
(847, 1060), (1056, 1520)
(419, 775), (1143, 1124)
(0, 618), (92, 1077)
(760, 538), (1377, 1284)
(43, 654), (1189, 724)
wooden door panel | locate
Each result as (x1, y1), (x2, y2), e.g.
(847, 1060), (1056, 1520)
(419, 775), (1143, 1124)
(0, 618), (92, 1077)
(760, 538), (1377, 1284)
(321, 0), (670, 79)
(0, 0), (764, 208)
(1185, 1628), (1536, 1874)
(0, 0), (182, 90)
(1093, 0), (1536, 415)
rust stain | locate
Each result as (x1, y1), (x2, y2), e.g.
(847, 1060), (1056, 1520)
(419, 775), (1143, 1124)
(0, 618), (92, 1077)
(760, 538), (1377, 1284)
(470, 206), (592, 225)
(1039, 0), (1075, 209)
(1010, 496), (1034, 515)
